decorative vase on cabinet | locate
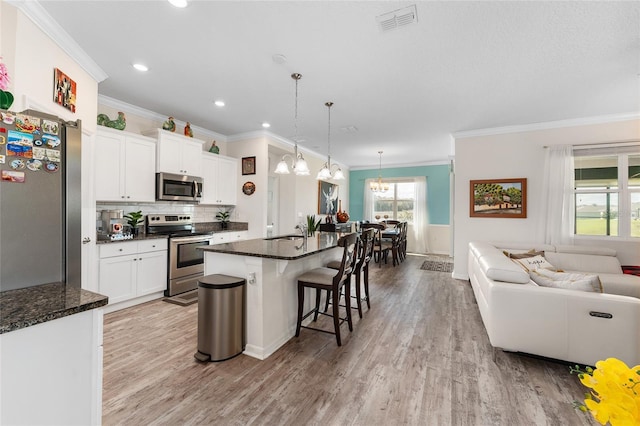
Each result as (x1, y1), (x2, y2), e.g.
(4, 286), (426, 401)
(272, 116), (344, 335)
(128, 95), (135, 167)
(336, 200), (349, 223)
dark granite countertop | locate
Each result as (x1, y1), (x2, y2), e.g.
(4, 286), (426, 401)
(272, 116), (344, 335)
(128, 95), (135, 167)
(95, 222), (248, 244)
(200, 232), (349, 260)
(0, 282), (108, 334)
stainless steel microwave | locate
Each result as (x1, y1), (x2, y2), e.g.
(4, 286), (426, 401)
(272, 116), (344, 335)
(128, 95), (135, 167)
(156, 172), (203, 202)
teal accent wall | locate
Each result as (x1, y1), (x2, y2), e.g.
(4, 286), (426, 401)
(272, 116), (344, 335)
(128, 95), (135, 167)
(349, 164), (450, 225)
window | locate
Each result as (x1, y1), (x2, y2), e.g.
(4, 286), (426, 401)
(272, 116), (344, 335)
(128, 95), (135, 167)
(574, 149), (640, 238)
(373, 181), (415, 223)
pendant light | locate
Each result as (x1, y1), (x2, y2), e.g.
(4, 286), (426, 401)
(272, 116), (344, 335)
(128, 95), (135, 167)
(274, 73), (310, 176)
(370, 151), (390, 194)
(316, 102), (345, 180)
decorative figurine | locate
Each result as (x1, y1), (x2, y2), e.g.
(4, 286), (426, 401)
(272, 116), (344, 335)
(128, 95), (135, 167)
(96, 111), (126, 130)
(209, 140), (219, 154)
(162, 116), (176, 132)
(184, 122), (193, 137)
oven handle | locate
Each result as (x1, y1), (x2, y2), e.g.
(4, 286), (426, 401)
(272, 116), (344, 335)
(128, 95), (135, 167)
(170, 234), (213, 244)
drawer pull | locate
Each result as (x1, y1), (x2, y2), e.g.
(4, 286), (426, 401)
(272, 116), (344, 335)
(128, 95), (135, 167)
(589, 311), (613, 319)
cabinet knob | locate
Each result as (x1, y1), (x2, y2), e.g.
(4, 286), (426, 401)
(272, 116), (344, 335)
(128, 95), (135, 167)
(139, 258), (142, 261)
(119, 248), (123, 252)
(133, 258), (137, 261)
(121, 196), (125, 199)
(127, 196), (131, 199)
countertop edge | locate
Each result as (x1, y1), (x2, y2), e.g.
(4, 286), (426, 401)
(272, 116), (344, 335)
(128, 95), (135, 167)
(202, 244), (339, 260)
(0, 285), (109, 335)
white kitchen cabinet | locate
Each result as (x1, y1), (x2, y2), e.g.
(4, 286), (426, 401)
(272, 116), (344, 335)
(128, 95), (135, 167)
(95, 127), (156, 202)
(145, 129), (203, 176)
(201, 152), (238, 205)
(211, 231), (247, 245)
(98, 239), (168, 311)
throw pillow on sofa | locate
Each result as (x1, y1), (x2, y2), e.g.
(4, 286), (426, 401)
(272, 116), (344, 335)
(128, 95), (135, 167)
(512, 255), (556, 272)
(503, 249), (545, 259)
(529, 268), (603, 293)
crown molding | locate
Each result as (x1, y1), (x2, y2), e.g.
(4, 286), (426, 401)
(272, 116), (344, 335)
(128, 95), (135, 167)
(453, 112), (640, 139)
(7, 0), (108, 82)
(349, 159), (450, 171)
(98, 95), (227, 142)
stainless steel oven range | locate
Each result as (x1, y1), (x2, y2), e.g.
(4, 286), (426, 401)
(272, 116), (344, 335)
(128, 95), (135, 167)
(146, 214), (213, 297)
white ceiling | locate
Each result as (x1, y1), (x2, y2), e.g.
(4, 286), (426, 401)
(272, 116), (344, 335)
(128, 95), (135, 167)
(36, 1), (640, 168)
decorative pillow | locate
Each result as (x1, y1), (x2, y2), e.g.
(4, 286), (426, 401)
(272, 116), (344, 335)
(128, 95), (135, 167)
(529, 269), (603, 293)
(511, 255), (555, 272)
(503, 249), (545, 260)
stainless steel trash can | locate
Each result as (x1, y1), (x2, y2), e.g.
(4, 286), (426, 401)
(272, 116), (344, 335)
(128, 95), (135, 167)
(194, 274), (246, 362)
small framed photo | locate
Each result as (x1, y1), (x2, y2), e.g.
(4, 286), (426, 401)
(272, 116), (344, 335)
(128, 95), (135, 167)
(242, 156), (256, 175)
(53, 68), (77, 113)
(470, 178), (527, 218)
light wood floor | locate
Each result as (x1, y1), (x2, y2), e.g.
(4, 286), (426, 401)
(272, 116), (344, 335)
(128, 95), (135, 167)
(102, 255), (597, 425)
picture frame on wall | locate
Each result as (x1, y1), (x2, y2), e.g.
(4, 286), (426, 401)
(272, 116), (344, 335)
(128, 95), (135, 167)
(242, 156), (256, 175)
(53, 68), (77, 113)
(318, 180), (339, 215)
(470, 178), (527, 218)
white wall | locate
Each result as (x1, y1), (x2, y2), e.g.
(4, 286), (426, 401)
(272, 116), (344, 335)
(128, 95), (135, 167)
(453, 118), (640, 279)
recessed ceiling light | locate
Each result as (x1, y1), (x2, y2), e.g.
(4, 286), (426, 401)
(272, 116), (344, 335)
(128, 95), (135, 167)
(262, 122), (271, 128)
(214, 100), (225, 107)
(168, 0), (188, 8)
(132, 63), (148, 72)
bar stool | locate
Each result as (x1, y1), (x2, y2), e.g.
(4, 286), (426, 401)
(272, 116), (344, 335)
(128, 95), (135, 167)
(361, 223), (388, 267)
(325, 228), (375, 318)
(295, 233), (359, 346)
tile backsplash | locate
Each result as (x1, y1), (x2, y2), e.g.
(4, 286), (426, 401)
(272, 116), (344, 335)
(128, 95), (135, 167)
(96, 202), (236, 223)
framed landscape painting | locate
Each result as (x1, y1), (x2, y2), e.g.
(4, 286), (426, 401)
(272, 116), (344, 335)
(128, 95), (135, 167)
(470, 178), (527, 218)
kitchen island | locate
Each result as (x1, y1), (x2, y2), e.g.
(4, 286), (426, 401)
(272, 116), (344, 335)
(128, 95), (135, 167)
(200, 232), (347, 360)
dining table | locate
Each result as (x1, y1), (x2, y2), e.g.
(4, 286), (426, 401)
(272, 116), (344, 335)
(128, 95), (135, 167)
(380, 227), (401, 266)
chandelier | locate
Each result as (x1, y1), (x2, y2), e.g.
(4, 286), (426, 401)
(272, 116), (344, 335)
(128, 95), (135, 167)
(370, 151), (389, 194)
(316, 101), (345, 180)
(274, 73), (310, 176)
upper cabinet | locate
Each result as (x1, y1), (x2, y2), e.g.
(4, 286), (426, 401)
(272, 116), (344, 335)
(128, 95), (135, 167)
(95, 127), (156, 202)
(144, 129), (203, 177)
(200, 152), (238, 205)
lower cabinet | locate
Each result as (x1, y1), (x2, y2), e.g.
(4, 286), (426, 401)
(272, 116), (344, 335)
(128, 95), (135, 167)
(0, 309), (103, 425)
(98, 239), (167, 311)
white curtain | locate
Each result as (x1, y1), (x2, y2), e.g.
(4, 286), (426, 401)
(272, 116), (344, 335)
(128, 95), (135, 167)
(363, 179), (375, 221)
(413, 177), (429, 253)
(541, 145), (575, 245)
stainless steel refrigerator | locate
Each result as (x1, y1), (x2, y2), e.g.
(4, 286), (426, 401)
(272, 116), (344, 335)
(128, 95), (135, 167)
(0, 109), (82, 291)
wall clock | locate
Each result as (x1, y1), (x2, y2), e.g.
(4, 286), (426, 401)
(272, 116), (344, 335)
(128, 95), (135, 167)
(242, 181), (256, 195)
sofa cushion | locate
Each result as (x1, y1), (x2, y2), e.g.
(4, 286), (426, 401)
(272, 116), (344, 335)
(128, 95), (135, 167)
(554, 245), (617, 256)
(478, 253), (530, 284)
(587, 273), (640, 299)
(512, 255), (556, 272)
(529, 269), (603, 293)
(544, 252), (622, 275)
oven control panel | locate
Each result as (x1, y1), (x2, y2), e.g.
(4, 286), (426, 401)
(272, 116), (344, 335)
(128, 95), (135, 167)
(147, 214), (193, 226)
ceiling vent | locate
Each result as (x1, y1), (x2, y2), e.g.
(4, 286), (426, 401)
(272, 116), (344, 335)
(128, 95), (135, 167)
(376, 5), (418, 32)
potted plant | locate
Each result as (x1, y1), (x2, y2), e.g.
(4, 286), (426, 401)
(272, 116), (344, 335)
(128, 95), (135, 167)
(124, 210), (144, 236)
(216, 210), (231, 230)
(306, 214), (322, 236)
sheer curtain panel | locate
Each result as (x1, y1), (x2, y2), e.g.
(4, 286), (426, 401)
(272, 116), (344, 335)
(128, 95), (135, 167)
(541, 145), (575, 245)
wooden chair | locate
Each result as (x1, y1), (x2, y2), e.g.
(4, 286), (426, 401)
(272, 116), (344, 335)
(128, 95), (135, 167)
(398, 221), (408, 262)
(295, 233), (359, 346)
(382, 219), (401, 229)
(361, 223), (388, 267)
(325, 228), (375, 318)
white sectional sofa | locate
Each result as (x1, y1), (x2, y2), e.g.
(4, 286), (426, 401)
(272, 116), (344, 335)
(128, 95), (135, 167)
(468, 241), (640, 366)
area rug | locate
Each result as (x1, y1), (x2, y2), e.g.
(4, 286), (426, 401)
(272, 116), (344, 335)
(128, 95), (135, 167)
(164, 290), (198, 306)
(420, 254), (454, 273)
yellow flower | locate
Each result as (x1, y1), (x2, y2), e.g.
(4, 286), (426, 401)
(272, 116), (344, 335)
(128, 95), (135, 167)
(575, 358), (640, 426)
